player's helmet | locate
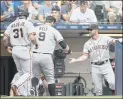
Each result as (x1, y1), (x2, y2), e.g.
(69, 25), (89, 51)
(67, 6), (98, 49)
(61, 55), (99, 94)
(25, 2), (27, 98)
(45, 16), (56, 23)
(18, 7), (29, 17)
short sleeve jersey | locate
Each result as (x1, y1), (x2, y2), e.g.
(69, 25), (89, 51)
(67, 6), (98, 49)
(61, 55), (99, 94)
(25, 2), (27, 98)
(83, 35), (114, 62)
(32, 24), (64, 54)
(4, 18), (36, 46)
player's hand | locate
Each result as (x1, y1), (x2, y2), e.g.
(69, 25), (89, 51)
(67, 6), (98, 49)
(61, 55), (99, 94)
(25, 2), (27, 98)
(64, 49), (72, 55)
(40, 73), (45, 81)
(118, 38), (122, 43)
(7, 47), (12, 53)
(69, 58), (76, 63)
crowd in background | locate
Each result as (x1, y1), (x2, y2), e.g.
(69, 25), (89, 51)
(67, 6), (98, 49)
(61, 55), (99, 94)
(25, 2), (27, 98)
(1, 0), (122, 25)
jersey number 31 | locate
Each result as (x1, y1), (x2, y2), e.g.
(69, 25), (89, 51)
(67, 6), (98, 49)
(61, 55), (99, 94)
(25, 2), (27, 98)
(13, 28), (23, 38)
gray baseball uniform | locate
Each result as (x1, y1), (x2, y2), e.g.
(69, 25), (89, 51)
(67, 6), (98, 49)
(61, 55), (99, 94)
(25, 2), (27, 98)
(4, 18), (36, 96)
(83, 35), (115, 95)
(32, 24), (64, 85)
(11, 72), (28, 96)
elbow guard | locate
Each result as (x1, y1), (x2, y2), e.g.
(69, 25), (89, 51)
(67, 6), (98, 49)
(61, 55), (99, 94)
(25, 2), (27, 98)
(59, 40), (67, 49)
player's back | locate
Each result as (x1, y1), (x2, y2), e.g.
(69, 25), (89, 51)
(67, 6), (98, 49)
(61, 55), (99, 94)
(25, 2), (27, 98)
(7, 19), (32, 46)
(33, 24), (63, 54)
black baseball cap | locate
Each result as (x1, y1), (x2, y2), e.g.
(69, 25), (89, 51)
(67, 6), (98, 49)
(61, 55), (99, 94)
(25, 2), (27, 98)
(45, 16), (56, 23)
(86, 24), (99, 30)
(52, 6), (60, 11)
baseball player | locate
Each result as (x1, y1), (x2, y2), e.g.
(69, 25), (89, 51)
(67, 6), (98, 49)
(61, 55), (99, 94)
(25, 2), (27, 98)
(69, 24), (122, 96)
(31, 16), (71, 96)
(3, 7), (38, 96)
(10, 72), (26, 96)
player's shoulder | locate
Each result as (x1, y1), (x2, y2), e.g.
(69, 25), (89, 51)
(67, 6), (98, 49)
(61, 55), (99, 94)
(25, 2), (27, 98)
(100, 35), (111, 40)
(84, 38), (92, 46)
(44, 24), (57, 32)
(6, 20), (17, 29)
(35, 24), (49, 30)
(24, 19), (33, 24)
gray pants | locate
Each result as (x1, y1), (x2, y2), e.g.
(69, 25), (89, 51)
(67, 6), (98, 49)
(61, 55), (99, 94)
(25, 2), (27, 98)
(12, 46), (32, 96)
(32, 53), (55, 84)
(92, 60), (115, 96)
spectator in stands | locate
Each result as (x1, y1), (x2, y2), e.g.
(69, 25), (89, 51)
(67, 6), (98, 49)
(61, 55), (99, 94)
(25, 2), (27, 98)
(103, 1), (122, 24)
(51, 1), (57, 6)
(1, 0), (15, 21)
(17, 0), (38, 22)
(13, 1), (22, 17)
(51, 6), (65, 26)
(89, 1), (105, 22)
(56, 1), (62, 7)
(70, 0), (97, 24)
(38, 1), (53, 22)
(61, 0), (79, 21)
(31, 0), (45, 10)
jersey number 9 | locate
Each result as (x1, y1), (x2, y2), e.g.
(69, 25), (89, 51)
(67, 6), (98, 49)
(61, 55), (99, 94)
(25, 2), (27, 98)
(38, 32), (46, 41)
(13, 28), (23, 38)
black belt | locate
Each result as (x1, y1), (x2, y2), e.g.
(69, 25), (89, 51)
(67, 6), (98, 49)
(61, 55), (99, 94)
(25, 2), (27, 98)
(33, 51), (50, 54)
(91, 60), (108, 65)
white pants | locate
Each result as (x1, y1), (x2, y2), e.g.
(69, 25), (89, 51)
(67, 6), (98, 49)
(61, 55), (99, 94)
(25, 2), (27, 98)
(12, 46), (32, 96)
(32, 53), (55, 84)
(92, 60), (115, 96)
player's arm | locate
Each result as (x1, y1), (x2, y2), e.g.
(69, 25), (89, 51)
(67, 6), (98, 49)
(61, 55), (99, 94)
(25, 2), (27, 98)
(27, 21), (38, 48)
(53, 28), (72, 54)
(3, 26), (12, 53)
(3, 35), (11, 48)
(29, 32), (38, 46)
(69, 42), (89, 63)
(108, 37), (122, 44)
(59, 40), (71, 54)
(10, 87), (14, 96)
(69, 53), (88, 63)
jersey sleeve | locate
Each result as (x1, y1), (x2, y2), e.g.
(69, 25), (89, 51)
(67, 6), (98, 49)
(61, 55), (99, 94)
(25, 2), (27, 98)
(53, 28), (64, 42)
(26, 21), (36, 34)
(4, 25), (11, 37)
(106, 36), (115, 44)
(83, 43), (89, 54)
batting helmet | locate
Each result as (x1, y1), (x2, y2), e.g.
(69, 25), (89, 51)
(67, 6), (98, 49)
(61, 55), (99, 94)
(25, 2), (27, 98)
(45, 16), (56, 23)
(18, 7), (29, 17)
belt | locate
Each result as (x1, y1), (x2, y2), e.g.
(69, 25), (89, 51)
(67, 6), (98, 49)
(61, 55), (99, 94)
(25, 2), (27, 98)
(33, 51), (50, 54)
(13, 45), (29, 47)
(91, 60), (108, 65)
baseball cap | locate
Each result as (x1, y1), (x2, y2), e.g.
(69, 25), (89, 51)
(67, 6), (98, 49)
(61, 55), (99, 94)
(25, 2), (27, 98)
(52, 6), (60, 12)
(86, 24), (99, 30)
(45, 16), (56, 23)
